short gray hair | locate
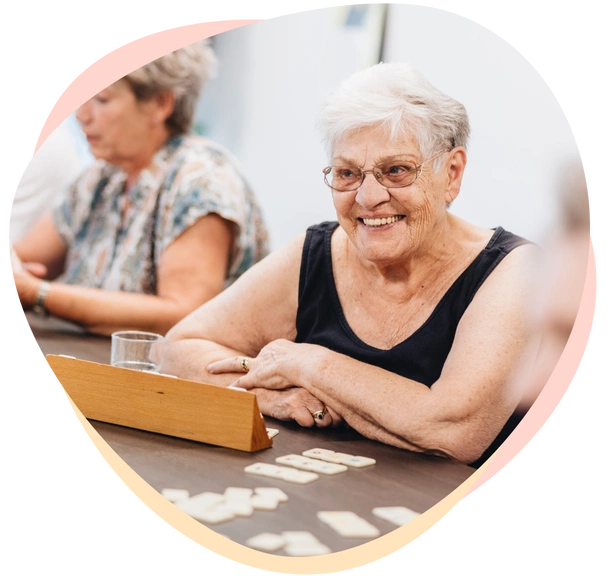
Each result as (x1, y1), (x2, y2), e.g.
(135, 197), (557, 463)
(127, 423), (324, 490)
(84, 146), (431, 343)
(124, 40), (218, 136)
(317, 62), (470, 162)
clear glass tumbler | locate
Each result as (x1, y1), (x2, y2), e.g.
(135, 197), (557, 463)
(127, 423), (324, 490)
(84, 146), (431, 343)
(111, 331), (165, 373)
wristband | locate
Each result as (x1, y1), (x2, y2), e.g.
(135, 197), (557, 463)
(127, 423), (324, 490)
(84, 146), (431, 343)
(32, 281), (51, 317)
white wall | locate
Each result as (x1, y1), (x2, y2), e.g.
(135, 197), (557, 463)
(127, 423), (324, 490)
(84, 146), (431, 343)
(197, 4), (580, 249)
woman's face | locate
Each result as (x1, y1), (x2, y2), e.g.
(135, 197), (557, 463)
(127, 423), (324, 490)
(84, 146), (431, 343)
(76, 79), (167, 168)
(330, 126), (460, 266)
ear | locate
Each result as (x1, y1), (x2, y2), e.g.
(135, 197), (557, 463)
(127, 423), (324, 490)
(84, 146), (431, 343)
(151, 91), (175, 124)
(444, 147), (467, 204)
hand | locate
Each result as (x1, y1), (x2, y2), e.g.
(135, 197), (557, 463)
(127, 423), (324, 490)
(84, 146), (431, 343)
(13, 267), (43, 308)
(23, 262), (48, 278)
(10, 246), (47, 278)
(252, 387), (343, 428)
(207, 339), (303, 391)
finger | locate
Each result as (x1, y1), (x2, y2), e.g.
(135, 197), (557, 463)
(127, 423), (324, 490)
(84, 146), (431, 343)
(313, 411), (334, 428)
(23, 262), (47, 278)
(326, 406), (344, 427)
(227, 375), (257, 390)
(310, 406), (334, 428)
(294, 408), (316, 428)
(208, 356), (251, 374)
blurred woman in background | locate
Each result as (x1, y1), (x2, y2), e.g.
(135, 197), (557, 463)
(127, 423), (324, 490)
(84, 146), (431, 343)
(12, 41), (269, 335)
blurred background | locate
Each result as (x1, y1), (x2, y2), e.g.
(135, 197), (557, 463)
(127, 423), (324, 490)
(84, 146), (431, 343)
(11, 4), (583, 250)
(196, 4), (582, 249)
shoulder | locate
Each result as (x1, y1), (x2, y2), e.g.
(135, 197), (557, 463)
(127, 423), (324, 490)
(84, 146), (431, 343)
(491, 227), (536, 253)
(490, 228), (540, 277)
(305, 220), (340, 245)
(161, 135), (251, 200)
(470, 235), (540, 320)
(166, 134), (243, 173)
(243, 231), (307, 280)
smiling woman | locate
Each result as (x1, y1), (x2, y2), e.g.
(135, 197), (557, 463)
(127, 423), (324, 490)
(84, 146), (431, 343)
(162, 62), (539, 467)
(11, 41), (269, 335)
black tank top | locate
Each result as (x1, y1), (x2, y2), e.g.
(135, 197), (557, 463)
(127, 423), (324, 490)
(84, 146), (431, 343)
(295, 221), (531, 467)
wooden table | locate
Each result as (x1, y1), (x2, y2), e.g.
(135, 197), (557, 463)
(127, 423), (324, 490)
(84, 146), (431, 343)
(28, 313), (474, 553)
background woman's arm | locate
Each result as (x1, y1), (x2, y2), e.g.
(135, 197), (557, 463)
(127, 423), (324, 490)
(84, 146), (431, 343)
(13, 212), (68, 280)
(162, 232), (305, 383)
(15, 214), (234, 335)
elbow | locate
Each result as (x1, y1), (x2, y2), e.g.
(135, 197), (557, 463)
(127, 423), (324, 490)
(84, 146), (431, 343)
(162, 303), (204, 341)
(164, 314), (192, 342)
(403, 416), (497, 465)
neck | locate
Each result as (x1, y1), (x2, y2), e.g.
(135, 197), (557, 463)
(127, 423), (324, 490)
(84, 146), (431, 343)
(349, 214), (468, 290)
(121, 128), (172, 190)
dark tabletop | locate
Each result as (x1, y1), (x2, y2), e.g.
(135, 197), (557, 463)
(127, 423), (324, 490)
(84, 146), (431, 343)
(28, 312), (474, 553)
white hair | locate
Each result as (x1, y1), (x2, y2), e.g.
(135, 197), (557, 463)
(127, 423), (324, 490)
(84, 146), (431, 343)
(317, 62), (470, 163)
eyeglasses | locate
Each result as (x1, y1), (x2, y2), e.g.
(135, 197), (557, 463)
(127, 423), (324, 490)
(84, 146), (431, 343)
(322, 150), (448, 192)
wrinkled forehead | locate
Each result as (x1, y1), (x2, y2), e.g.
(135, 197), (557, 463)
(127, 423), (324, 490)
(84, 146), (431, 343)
(331, 126), (422, 166)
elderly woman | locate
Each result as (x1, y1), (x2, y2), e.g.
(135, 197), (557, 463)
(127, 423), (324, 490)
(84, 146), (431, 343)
(12, 41), (268, 335)
(162, 63), (538, 466)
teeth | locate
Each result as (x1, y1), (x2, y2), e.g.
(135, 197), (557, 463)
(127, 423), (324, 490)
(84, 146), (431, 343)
(362, 215), (403, 227)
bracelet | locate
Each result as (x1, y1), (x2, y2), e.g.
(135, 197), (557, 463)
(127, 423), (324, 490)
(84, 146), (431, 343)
(32, 281), (51, 317)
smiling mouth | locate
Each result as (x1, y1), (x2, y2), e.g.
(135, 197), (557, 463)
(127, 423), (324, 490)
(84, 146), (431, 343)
(360, 215), (405, 227)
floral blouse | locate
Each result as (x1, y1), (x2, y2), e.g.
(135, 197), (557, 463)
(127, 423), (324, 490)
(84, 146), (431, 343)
(53, 134), (269, 294)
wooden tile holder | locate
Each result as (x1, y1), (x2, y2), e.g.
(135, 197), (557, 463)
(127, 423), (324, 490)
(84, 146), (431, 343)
(46, 354), (272, 452)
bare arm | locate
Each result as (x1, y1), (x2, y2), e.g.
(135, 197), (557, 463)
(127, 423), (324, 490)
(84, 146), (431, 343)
(14, 212), (68, 279)
(14, 214), (233, 335)
(211, 244), (539, 464)
(161, 232), (342, 428)
(162, 232), (305, 383)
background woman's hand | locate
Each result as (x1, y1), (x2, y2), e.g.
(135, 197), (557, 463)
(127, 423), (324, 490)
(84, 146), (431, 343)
(13, 267), (44, 308)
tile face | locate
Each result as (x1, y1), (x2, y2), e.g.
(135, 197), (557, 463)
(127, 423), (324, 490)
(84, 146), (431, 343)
(224, 487), (254, 500)
(245, 533), (286, 552)
(250, 495), (279, 511)
(317, 511), (381, 538)
(161, 488), (190, 502)
(372, 506), (420, 526)
(303, 449), (376, 468)
(276, 454), (347, 474)
(244, 462), (318, 484)
(254, 487), (288, 502)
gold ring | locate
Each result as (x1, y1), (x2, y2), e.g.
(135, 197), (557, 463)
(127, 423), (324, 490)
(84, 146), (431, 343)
(241, 357), (249, 373)
(312, 407), (328, 421)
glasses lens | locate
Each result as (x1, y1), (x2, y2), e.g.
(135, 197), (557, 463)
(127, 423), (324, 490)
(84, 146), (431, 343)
(377, 161), (419, 187)
(326, 165), (363, 191)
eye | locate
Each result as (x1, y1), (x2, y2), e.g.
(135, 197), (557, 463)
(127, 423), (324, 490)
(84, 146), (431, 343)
(385, 164), (410, 175)
(93, 90), (112, 104)
(379, 162), (418, 183)
(334, 166), (361, 180)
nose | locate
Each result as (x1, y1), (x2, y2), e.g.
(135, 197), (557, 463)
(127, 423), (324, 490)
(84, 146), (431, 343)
(75, 101), (91, 126)
(355, 171), (390, 209)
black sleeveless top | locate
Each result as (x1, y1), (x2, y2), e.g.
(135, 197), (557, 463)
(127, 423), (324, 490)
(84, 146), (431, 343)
(295, 221), (531, 467)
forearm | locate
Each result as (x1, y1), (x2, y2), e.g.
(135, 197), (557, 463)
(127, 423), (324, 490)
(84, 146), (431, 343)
(290, 345), (492, 463)
(42, 282), (193, 336)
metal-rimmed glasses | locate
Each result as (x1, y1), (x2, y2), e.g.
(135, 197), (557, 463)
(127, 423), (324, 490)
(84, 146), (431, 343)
(322, 149), (448, 192)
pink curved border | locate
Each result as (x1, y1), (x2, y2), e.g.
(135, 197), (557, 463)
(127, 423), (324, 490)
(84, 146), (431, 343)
(469, 240), (596, 492)
(35, 21), (258, 152)
(35, 18), (596, 500)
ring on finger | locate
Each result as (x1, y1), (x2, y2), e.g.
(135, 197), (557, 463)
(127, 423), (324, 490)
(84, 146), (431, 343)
(312, 407), (328, 421)
(241, 357), (249, 373)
